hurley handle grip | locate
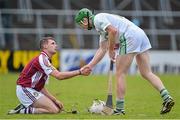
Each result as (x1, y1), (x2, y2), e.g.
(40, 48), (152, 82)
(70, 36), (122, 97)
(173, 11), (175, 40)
(110, 60), (114, 71)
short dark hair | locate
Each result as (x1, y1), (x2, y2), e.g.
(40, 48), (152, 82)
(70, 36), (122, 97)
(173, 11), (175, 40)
(39, 37), (55, 50)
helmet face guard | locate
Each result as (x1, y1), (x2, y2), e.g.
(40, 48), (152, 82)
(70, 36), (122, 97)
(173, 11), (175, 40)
(75, 8), (94, 30)
(87, 12), (92, 30)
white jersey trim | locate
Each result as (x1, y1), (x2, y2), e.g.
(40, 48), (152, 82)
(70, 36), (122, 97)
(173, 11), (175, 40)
(31, 71), (42, 88)
(39, 54), (53, 75)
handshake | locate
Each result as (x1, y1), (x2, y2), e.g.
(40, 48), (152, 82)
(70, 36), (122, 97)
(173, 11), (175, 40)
(79, 65), (92, 76)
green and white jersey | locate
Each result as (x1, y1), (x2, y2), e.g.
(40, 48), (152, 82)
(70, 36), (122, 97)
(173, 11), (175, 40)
(93, 13), (151, 55)
(94, 13), (136, 43)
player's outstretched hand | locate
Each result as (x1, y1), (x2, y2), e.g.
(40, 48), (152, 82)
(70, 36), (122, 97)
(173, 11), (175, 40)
(80, 65), (92, 76)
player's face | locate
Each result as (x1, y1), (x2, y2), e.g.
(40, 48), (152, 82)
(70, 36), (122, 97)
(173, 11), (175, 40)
(47, 39), (58, 54)
(79, 23), (87, 29)
(79, 18), (89, 30)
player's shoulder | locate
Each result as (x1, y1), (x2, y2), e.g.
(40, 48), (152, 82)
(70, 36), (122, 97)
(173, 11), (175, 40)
(94, 13), (112, 22)
(94, 13), (108, 26)
(95, 13), (108, 19)
(29, 55), (39, 64)
(39, 53), (51, 67)
(39, 51), (49, 60)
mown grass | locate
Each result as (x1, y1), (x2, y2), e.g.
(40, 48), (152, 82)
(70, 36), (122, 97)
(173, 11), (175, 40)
(0, 73), (179, 119)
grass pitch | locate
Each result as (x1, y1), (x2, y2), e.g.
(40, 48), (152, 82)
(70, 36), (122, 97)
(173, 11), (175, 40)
(0, 73), (179, 119)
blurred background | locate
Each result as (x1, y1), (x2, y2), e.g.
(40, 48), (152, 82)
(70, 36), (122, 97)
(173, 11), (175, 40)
(0, 0), (180, 74)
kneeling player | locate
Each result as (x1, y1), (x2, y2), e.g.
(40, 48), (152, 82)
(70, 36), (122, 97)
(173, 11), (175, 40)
(8, 37), (91, 114)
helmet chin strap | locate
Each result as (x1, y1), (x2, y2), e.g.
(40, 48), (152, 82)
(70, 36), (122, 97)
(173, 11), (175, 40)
(87, 12), (92, 30)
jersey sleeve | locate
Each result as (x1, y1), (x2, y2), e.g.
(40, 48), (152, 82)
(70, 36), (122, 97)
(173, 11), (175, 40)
(39, 55), (55, 75)
(94, 14), (111, 32)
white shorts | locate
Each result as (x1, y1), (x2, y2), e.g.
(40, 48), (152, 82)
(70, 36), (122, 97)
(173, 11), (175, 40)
(16, 85), (44, 108)
(118, 26), (152, 55)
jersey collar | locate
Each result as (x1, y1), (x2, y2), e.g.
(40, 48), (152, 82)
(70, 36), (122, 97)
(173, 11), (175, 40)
(41, 51), (50, 58)
(41, 51), (52, 63)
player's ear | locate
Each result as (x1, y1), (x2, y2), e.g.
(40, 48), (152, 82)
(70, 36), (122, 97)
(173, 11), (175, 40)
(44, 44), (48, 49)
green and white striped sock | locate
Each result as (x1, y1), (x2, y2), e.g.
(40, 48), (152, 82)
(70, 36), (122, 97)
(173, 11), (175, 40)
(160, 88), (172, 102)
(116, 98), (124, 111)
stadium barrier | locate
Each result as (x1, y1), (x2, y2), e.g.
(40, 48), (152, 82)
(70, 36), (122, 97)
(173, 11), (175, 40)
(0, 9), (180, 50)
(1, 50), (180, 74)
(61, 50), (180, 74)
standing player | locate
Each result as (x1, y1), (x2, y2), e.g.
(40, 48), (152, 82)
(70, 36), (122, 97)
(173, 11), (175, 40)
(8, 37), (91, 114)
(75, 8), (174, 115)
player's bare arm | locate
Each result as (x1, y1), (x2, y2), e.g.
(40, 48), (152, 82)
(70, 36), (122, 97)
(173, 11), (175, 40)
(86, 40), (108, 69)
(105, 25), (117, 61)
(41, 87), (57, 101)
(50, 68), (90, 80)
(41, 88), (63, 109)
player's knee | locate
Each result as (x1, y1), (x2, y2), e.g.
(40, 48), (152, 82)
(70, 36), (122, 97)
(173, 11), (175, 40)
(116, 72), (126, 79)
(140, 72), (147, 79)
(116, 67), (128, 76)
(140, 71), (152, 79)
(48, 107), (60, 114)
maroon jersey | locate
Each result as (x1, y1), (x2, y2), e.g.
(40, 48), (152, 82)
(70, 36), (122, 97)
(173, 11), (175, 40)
(17, 51), (54, 91)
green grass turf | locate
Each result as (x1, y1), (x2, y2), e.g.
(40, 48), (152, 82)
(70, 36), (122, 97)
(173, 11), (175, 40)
(0, 72), (179, 119)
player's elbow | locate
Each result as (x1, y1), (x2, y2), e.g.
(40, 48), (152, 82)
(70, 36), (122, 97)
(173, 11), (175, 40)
(107, 26), (117, 36)
(110, 28), (117, 35)
(51, 70), (69, 80)
(55, 73), (66, 80)
(52, 71), (66, 80)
